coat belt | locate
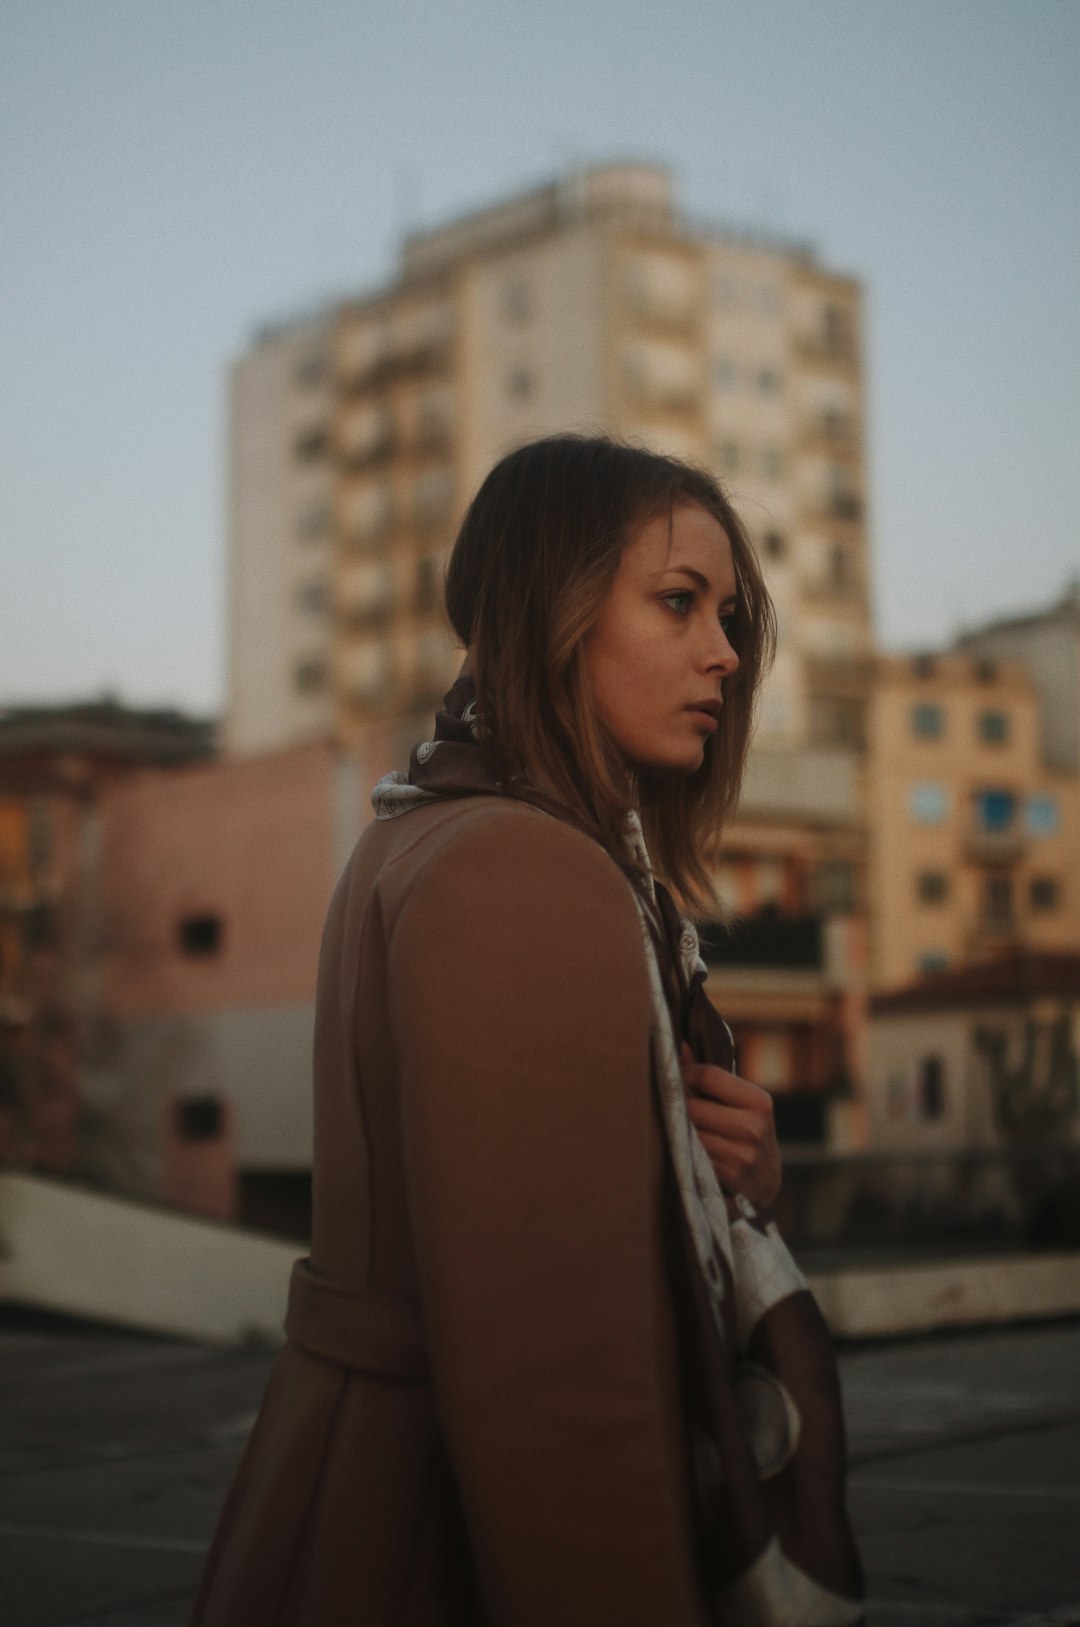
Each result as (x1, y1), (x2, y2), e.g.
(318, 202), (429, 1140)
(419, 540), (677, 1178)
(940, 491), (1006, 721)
(284, 1258), (428, 1380)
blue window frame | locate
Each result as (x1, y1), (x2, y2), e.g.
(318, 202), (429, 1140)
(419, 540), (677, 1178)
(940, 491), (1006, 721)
(909, 783), (950, 825)
(1026, 795), (1059, 837)
(975, 789), (1016, 832)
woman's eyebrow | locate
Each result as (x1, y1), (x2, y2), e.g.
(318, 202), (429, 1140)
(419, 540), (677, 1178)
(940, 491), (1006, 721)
(658, 564), (738, 606)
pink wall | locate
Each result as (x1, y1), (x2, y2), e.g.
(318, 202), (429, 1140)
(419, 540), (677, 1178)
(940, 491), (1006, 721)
(100, 742), (339, 1019)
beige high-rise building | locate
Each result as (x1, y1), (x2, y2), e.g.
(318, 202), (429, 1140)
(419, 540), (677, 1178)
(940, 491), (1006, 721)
(222, 165), (875, 1152)
(225, 162), (873, 759)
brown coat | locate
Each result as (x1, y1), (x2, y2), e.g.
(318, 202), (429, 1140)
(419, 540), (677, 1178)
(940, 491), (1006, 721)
(191, 795), (712, 1626)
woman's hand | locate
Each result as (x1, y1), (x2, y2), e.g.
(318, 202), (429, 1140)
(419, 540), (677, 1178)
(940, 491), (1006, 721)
(680, 1043), (781, 1209)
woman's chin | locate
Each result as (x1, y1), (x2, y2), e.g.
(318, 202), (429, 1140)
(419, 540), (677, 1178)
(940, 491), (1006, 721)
(634, 747), (707, 779)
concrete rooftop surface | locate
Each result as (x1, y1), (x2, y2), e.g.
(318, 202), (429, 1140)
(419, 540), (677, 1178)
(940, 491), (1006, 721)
(1, 1310), (1079, 1627)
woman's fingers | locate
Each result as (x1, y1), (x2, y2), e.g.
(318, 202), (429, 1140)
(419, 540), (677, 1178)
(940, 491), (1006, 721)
(680, 1048), (781, 1207)
(681, 1053), (772, 1117)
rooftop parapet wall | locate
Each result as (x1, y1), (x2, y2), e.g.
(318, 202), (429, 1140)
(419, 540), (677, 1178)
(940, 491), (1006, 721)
(400, 163), (675, 281)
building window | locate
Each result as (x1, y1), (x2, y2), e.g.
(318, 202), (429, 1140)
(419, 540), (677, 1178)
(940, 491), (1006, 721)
(295, 503), (331, 543)
(293, 425), (329, 462)
(828, 543), (850, 586)
(415, 555), (441, 614)
(175, 1097), (225, 1140)
(24, 902), (56, 950)
(413, 468), (454, 533)
(758, 366), (782, 395)
(911, 702), (945, 740)
(772, 1091), (827, 1145)
(912, 653), (938, 678)
(984, 874), (1014, 929)
(1030, 876), (1061, 912)
(909, 782), (950, 825)
(822, 304), (851, 354)
(295, 580), (328, 614)
(974, 658), (998, 683)
(761, 444), (784, 481)
(501, 278), (531, 325)
(294, 351), (327, 387)
(917, 870), (948, 904)
(28, 799), (52, 878)
(810, 696), (863, 747)
(178, 914), (222, 957)
(918, 951), (949, 975)
(1026, 795), (1060, 837)
(713, 356), (738, 392)
(294, 658), (328, 694)
(975, 788), (1016, 833)
(918, 1055), (946, 1120)
(763, 530), (786, 561)
(506, 365), (534, 401)
(810, 861), (857, 914)
(716, 439), (739, 474)
(978, 709), (1009, 745)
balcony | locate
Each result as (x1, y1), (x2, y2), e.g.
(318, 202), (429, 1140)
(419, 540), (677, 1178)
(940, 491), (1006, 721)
(699, 910), (824, 971)
(797, 417), (860, 458)
(794, 334), (859, 373)
(800, 573), (867, 606)
(342, 337), (453, 396)
(622, 291), (697, 340)
(340, 434), (397, 473)
(964, 827), (1028, 864)
(800, 494), (864, 530)
(410, 418), (454, 457)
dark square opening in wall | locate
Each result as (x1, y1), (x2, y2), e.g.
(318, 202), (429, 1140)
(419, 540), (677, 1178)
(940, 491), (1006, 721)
(176, 1096), (224, 1141)
(179, 914), (223, 956)
(772, 1090), (827, 1144)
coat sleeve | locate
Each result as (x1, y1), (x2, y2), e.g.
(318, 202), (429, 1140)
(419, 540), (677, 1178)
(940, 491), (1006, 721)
(389, 806), (709, 1627)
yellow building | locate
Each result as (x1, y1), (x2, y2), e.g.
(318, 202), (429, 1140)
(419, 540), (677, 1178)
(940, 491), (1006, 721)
(226, 162), (873, 759)
(868, 649), (1080, 991)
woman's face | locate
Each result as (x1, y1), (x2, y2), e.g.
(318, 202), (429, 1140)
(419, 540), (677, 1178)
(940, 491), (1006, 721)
(582, 500), (740, 775)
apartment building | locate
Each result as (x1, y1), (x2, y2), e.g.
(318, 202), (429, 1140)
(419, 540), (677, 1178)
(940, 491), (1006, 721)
(220, 163), (877, 1153)
(867, 648), (1080, 991)
(226, 161), (873, 760)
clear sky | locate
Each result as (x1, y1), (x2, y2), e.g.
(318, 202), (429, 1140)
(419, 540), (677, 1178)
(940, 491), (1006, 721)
(3, 0), (1078, 714)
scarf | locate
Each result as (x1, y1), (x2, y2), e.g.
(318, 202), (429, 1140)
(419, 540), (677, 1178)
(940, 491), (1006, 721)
(373, 677), (865, 1626)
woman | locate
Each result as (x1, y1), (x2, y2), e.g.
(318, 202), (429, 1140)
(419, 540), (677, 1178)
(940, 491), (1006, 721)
(191, 435), (864, 1626)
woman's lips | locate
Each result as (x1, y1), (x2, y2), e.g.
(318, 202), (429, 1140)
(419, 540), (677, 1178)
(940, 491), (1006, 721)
(685, 705), (720, 732)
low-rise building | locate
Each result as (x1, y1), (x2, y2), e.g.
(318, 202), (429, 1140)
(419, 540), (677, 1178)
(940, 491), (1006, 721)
(0, 702), (215, 1176)
(867, 650), (1080, 992)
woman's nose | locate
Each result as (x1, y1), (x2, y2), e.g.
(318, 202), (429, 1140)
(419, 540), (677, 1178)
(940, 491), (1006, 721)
(705, 628), (739, 675)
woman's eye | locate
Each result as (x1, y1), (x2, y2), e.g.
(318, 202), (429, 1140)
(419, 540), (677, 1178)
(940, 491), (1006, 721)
(719, 613), (736, 635)
(661, 591), (694, 615)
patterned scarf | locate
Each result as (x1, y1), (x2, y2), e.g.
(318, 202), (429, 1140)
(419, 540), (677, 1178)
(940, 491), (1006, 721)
(373, 677), (865, 1626)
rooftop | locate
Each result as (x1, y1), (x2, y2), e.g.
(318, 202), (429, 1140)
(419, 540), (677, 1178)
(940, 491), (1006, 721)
(871, 951), (1080, 1014)
(0, 699), (216, 780)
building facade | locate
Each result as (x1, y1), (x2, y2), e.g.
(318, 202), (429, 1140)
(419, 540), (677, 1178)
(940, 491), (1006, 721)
(226, 162), (873, 762)
(0, 703), (215, 1181)
(867, 650), (1080, 991)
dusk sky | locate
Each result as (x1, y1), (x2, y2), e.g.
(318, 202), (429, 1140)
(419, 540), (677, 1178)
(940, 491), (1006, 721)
(3, 0), (1078, 714)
